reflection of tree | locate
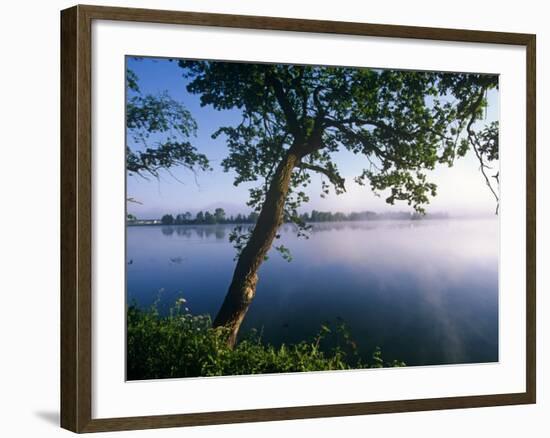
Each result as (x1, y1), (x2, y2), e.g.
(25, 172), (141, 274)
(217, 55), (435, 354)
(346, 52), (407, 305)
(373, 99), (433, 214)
(161, 226), (174, 236)
(162, 225), (227, 240)
(195, 227), (205, 239)
(215, 228), (226, 240)
(199, 226), (226, 240)
(175, 227), (192, 238)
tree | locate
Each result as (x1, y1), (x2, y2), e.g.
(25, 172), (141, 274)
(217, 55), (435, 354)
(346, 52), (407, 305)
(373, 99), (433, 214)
(161, 214), (174, 225)
(175, 213), (191, 225)
(195, 211), (205, 223)
(178, 60), (498, 347)
(214, 208), (226, 223)
(204, 211), (216, 224)
(125, 61), (211, 181)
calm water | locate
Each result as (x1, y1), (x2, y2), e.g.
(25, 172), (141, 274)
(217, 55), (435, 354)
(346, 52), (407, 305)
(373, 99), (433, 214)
(127, 219), (498, 366)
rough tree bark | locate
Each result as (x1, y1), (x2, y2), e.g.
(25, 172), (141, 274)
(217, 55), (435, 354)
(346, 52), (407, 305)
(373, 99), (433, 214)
(213, 146), (304, 347)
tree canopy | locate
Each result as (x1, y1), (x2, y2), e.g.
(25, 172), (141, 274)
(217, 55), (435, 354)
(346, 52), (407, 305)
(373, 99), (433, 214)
(179, 61), (498, 223)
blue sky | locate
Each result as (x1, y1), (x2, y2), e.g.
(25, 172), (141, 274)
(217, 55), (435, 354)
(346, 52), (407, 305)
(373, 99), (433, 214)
(126, 57), (499, 219)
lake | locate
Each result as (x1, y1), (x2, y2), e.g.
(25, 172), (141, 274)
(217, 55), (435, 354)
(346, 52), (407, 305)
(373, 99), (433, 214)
(126, 218), (499, 367)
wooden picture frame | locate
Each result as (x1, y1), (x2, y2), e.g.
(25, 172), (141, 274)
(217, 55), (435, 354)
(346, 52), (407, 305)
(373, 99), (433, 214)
(61, 4), (536, 433)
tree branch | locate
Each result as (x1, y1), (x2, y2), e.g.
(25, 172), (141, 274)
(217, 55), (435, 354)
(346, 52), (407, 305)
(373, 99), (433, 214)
(297, 162), (346, 193)
(324, 120), (407, 166)
(323, 116), (421, 142)
(265, 71), (302, 141)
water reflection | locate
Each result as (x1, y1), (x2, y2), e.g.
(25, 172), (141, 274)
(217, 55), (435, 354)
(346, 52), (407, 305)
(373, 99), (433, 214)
(159, 225), (228, 240)
(159, 221), (427, 240)
(127, 219), (498, 367)
(278, 220), (434, 235)
(161, 226), (174, 236)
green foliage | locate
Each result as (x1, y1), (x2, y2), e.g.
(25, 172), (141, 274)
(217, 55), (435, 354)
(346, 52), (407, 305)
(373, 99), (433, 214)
(474, 121), (499, 162)
(161, 214), (174, 225)
(127, 302), (405, 380)
(175, 212), (193, 224)
(126, 65), (210, 179)
(228, 225), (253, 260)
(273, 244), (292, 262)
(214, 208), (226, 223)
(204, 211), (216, 224)
(126, 68), (140, 93)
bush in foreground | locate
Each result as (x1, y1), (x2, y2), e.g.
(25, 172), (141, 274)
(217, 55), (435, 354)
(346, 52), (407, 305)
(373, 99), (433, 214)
(127, 301), (405, 380)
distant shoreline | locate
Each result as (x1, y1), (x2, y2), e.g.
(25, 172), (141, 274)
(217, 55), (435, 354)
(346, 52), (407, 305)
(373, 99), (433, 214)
(127, 216), (497, 227)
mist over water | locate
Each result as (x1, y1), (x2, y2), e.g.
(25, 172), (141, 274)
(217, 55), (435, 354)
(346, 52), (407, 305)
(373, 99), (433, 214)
(127, 218), (498, 367)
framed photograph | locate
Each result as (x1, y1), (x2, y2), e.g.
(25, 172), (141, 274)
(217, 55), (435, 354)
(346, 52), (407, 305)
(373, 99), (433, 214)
(60, 4), (536, 433)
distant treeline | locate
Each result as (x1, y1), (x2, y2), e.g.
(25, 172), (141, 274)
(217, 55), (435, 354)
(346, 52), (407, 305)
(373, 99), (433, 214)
(300, 210), (448, 222)
(128, 208), (449, 226)
(158, 209), (259, 226)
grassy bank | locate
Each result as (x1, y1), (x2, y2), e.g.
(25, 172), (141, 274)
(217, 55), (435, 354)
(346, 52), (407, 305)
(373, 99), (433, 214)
(127, 301), (405, 380)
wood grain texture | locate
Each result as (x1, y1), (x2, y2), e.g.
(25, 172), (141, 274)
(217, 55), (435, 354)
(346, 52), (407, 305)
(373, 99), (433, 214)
(60, 4), (537, 433)
(525, 34), (537, 404)
(61, 5), (93, 432)
(78, 4), (534, 45)
(60, 5), (78, 432)
(80, 393), (534, 433)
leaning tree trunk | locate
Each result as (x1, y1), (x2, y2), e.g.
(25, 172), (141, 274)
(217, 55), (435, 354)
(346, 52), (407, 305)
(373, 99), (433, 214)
(213, 148), (303, 347)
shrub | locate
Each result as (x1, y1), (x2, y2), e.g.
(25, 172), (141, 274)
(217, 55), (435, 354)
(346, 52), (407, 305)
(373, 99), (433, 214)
(127, 301), (405, 380)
